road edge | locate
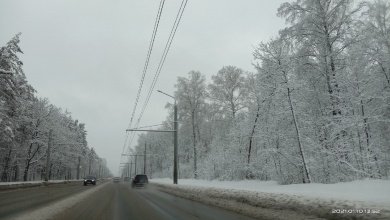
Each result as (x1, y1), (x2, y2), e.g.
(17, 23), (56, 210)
(0, 178), (110, 191)
(4, 181), (110, 220)
(0, 180), (79, 191)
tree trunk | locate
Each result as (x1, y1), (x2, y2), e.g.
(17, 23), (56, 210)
(286, 86), (311, 183)
(45, 130), (52, 181)
(1, 144), (13, 182)
(23, 163), (30, 181)
(191, 111), (198, 178)
(23, 143), (33, 181)
(280, 63), (311, 183)
(323, 18), (341, 117)
(247, 102), (261, 179)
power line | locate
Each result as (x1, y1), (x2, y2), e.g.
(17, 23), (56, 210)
(127, 0), (165, 130)
(139, 0), (188, 121)
(132, 0), (188, 139)
(124, 0), (189, 155)
(121, 0), (166, 156)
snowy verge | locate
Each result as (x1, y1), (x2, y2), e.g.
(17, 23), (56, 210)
(151, 178), (390, 206)
(4, 181), (109, 220)
(0, 180), (80, 190)
(151, 179), (390, 220)
(0, 179), (87, 191)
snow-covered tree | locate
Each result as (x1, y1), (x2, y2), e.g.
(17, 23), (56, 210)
(175, 71), (208, 178)
(0, 35), (111, 182)
(208, 66), (248, 118)
(130, 0), (389, 184)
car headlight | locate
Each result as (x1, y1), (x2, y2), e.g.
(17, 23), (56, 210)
(92, 180), (95, 181)
(84, 180), (86, 182)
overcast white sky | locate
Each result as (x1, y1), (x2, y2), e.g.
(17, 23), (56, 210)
(0, 0), (290, 175)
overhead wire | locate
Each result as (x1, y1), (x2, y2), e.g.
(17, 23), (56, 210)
(120, 0), (166, 157)
(139, 0), (188, 121)
(119, 0), (166, 174)
(124, 0), (189, 155)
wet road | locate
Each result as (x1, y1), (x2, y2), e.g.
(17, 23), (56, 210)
(54, 182), (256, 220)
(0, 181), (90, 219)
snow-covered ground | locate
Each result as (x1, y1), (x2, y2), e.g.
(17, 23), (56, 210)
(0, 179), (83, 191)
(0, 179), (80, 186)
(151, 178), (390, 219)
(151, 178), (390, 206)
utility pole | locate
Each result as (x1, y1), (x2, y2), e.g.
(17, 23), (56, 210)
(45, 129), (53, 182)
(77, 156), (81, 179)
(98, 161), (102, 178)
(88, 156), (91, 175)
(130, 162), (133, 177)
(121, 155), (141, 177)
(173, 100), (178, 184)
(134, 155), (137, 175)
(126, 89), (179, 184)
(144, 143), (147, 174)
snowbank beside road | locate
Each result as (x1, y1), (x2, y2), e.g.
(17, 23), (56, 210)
(151, 178), (390, 206)
(0, 179), (82, 191)
(151, 178), (390, 220)
(5, 181), (109, 220)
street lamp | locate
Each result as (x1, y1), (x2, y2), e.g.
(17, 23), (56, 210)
(157, 90), (178, 184)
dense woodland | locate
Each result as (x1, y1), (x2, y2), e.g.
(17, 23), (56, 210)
(129, 0), (390, 184)
(0, 34), (110, 182)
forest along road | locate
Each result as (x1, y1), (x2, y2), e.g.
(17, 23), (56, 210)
(54, 182), (256, 220)
(0, 181), (92, 219)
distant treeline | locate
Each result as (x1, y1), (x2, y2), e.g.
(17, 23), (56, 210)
(0, 34), (110, 182)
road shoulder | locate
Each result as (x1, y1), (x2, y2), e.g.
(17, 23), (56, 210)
(4, 181), (109, 220)
(152, 182), (388, 220)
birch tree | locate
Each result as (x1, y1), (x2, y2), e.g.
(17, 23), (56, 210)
(175, 71), (207, 178)
(254, 38), (312, 183)
(208, 66), (248, 118)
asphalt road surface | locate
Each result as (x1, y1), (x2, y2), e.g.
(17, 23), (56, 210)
(0, 182), (256, 220)
(0, 181), (90, 219)
(55, 182), (255, 220)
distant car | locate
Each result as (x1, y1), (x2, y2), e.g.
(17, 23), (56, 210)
(83, 176), (96, 186)
(132, 174), (148, 188)
(123, 177), (131, 182)
(113, 177), (120, 183)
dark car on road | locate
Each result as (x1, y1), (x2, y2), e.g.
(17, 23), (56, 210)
(83, 176), (97, 186)
(113, 177), (120, 183)
(132, 174), (148, 188)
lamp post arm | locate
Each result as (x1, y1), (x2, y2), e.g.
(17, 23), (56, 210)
(157, 90), (175, 100)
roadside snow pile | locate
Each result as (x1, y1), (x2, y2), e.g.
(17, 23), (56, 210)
(5, 181), (109, 220)
(0, 179), (81, 190)
(151, 178), (390, 220)
(0, 179), (79, 185)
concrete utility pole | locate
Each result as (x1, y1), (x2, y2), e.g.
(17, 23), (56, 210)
(45, 129), (53, 182)
(125, 90), (178, 184)
(98, 162), (102, 178)
(77, 156), (81, 179)
(121, 155), (142, 177)
(134, 155), (137, 175)
(88, 156), (91, 175)
(173, 100), (178, 184)
(130, 162), (133, 177)
(157, 89), (178, 184)
(144, 143), (147, 174)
